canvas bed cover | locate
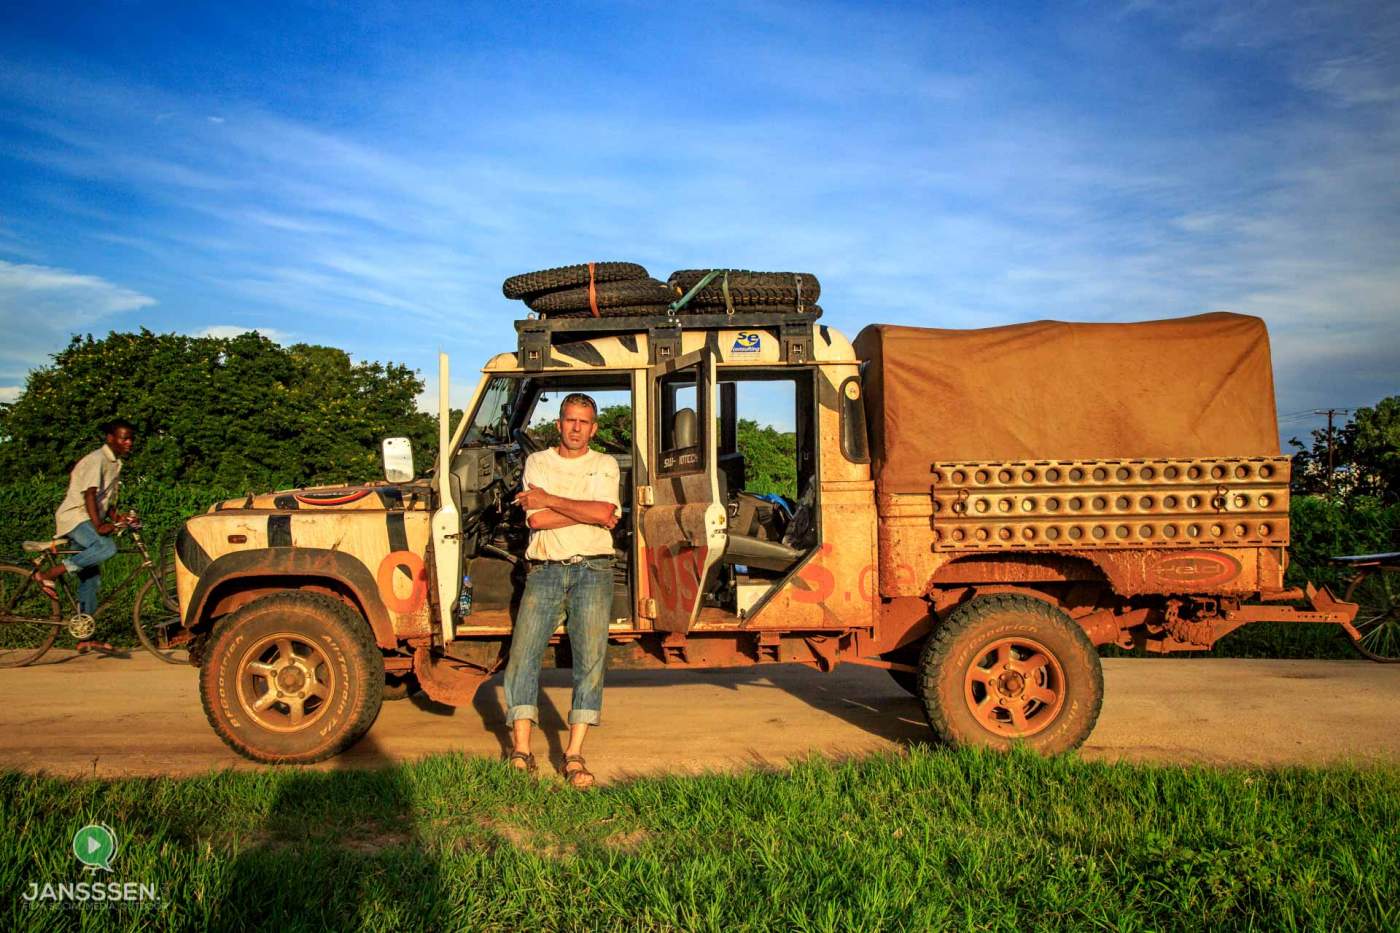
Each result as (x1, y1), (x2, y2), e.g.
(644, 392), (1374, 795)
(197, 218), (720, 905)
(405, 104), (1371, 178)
(852, 312), (1280, 496)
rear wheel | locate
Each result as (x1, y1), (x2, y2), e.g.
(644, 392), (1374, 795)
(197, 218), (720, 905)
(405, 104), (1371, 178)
(1346, 566), (1400, 663)
(0, 564), (62, 667)
(199, 592), (384, 763)
(918, 594), (1103, 754)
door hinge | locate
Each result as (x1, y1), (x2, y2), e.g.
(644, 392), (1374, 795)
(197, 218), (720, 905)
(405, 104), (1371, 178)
(636, 485), (654, 506)
(639, 597), (657, 619)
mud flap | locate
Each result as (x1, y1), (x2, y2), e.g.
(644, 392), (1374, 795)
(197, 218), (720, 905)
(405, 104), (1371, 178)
(412, 647), (493, 707)
(1306, 582), (1361, 639)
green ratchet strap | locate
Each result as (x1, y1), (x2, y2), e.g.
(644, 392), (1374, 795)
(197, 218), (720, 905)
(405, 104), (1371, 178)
(668, 269), (733, 314)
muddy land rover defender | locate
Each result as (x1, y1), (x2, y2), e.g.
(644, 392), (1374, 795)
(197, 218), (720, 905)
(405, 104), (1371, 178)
(175, 306), (1361, 763)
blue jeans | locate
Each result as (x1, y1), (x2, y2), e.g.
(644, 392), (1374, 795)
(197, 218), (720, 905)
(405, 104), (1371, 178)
(504, 557), (613, 727)
(62, 521), (118, 615)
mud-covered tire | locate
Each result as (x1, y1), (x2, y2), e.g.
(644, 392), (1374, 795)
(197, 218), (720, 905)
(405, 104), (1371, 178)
(503, 262), (648, 300)
(668, 269), (821, 306)
(918, 594), (1102, 754)
(526, 278), (675, 313)
(199, 592), (384, 764)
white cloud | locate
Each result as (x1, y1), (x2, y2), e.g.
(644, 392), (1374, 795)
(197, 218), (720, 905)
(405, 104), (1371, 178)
(0, 259), (154, 320)
(191, 324), (289, 342)
(0, 385), (22, 403)
(0, 259), (157, 386)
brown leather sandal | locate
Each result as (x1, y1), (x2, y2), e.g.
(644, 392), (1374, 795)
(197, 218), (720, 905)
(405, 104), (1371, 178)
(507, 751), (537, 774)
(562, 754), (595, 789)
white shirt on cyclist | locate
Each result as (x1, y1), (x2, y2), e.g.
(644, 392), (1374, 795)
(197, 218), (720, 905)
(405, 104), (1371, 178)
(55, 445), (122, 537)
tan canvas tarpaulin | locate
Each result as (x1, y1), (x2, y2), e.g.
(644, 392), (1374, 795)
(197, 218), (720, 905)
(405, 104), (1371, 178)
(852, 312), (1280, 495)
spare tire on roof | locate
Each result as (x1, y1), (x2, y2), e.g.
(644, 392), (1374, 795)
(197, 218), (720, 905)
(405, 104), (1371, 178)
(502, 262), (648, 300)
(675, 303), (822, 317)
(530, 303), (673, 320)
(527, 277), (676, 313)
(667, 269), (821, 309)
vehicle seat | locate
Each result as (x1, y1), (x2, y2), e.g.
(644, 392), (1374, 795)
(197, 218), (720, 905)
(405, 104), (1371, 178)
(671, 408), (802, 574)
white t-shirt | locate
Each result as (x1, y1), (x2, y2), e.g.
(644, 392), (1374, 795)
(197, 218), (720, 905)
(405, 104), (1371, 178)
(56, 445), (123, 537)
(523, 447), (621, 561)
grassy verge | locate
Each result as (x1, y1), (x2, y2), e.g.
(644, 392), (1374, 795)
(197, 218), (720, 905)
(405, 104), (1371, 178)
(3, 748), (1396, 931)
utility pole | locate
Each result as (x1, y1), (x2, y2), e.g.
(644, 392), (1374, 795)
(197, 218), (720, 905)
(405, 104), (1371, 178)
(1312, 408), (1354, 499)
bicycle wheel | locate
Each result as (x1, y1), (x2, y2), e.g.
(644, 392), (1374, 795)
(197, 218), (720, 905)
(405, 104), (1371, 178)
(133, 571), (189, 665)
(0, 564), (62, 667)
(1346, 566), (1400, 663)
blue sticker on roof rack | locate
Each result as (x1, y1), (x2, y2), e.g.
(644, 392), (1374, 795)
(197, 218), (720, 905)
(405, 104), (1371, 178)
(732, 332), (761, 354)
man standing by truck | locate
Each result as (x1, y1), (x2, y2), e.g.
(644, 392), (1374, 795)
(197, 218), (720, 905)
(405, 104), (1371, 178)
(506, 393), (621, 788)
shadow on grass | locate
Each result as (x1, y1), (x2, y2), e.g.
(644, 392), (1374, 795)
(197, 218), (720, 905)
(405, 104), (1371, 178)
(209, 735), (449, 929)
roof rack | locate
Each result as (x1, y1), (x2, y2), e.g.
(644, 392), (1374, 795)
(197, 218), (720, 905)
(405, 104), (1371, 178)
(514, 309), (822, 372)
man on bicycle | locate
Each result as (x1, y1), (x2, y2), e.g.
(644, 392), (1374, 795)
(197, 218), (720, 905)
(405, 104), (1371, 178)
(34, 419), (135, 619)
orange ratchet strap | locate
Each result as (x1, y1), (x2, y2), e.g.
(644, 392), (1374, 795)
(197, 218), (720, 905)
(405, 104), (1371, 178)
(587, 262), (600, 318)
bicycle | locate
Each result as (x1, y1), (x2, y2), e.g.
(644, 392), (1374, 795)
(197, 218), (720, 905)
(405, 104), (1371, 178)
(1333, 550), (1400, 663)
(0, 517), (186, 667)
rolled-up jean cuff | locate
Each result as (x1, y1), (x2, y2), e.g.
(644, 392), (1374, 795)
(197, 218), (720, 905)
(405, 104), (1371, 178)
(507, 705), (538, 724)
(568, 709), (601, 726)
(62, 559), (81, 574)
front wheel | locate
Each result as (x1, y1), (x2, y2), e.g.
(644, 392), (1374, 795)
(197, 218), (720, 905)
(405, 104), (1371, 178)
(133, 574), (188, 665)
(199, 592), (384, 764)
(1346, 566), (1400, 663)
(0, 564), (62, 667)
(918, 594), (1103, 754)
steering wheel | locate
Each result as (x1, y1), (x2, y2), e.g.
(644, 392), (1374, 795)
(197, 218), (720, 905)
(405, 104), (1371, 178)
(782, 485), (819, 551)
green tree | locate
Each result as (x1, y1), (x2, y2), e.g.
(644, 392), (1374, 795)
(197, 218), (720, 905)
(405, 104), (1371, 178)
(737, 419), (797, 498)
(0, 330), (437, 490)
(1290, 396), (1400, 503)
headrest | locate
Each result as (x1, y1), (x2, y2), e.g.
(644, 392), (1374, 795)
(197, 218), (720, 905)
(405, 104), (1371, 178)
(673, 407), (697, 448)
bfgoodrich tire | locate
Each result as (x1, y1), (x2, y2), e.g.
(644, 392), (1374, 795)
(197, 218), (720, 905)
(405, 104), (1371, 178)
(199, 592), (384, 764)
(918, 594), (1102, 754)
(502, 262), (648, 300)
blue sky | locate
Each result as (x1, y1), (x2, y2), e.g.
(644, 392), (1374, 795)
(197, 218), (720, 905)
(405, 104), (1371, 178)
(0, 0), (1395, 445)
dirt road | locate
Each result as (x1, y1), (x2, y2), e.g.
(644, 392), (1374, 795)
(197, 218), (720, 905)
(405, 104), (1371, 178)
(1, 654), (1397, 780)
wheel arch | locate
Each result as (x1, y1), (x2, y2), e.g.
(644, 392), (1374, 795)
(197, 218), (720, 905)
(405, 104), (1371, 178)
(928, 551), (1115, 590)
(183, 548), (396, 650)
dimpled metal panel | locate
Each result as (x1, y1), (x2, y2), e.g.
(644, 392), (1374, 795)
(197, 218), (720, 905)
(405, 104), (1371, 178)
(930, 456), (1291, 551)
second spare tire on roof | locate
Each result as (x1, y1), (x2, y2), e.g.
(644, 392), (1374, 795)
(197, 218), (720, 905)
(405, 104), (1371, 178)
(526, 277), (676, 313)
(502, 262), (649, 300)
(667, 269), (821, 309)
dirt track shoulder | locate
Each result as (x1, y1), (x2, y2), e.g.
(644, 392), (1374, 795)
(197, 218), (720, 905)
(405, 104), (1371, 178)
(0, 655), (1396, 779)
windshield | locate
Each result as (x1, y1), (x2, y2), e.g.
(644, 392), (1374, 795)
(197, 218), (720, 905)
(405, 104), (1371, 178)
(463, 376), (523, 446)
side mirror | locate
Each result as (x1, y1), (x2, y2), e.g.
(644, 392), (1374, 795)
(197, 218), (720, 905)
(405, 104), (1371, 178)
(382, 437), (415, 483)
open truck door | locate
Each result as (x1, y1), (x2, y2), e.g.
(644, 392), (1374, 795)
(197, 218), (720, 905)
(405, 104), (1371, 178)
(642, 347), (728, 633)
(430, 352), (462, 642)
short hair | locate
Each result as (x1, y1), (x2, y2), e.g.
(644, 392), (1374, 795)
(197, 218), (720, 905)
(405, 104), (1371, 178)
(101, 418), (135, 435)
(559, 393), (598, 419)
